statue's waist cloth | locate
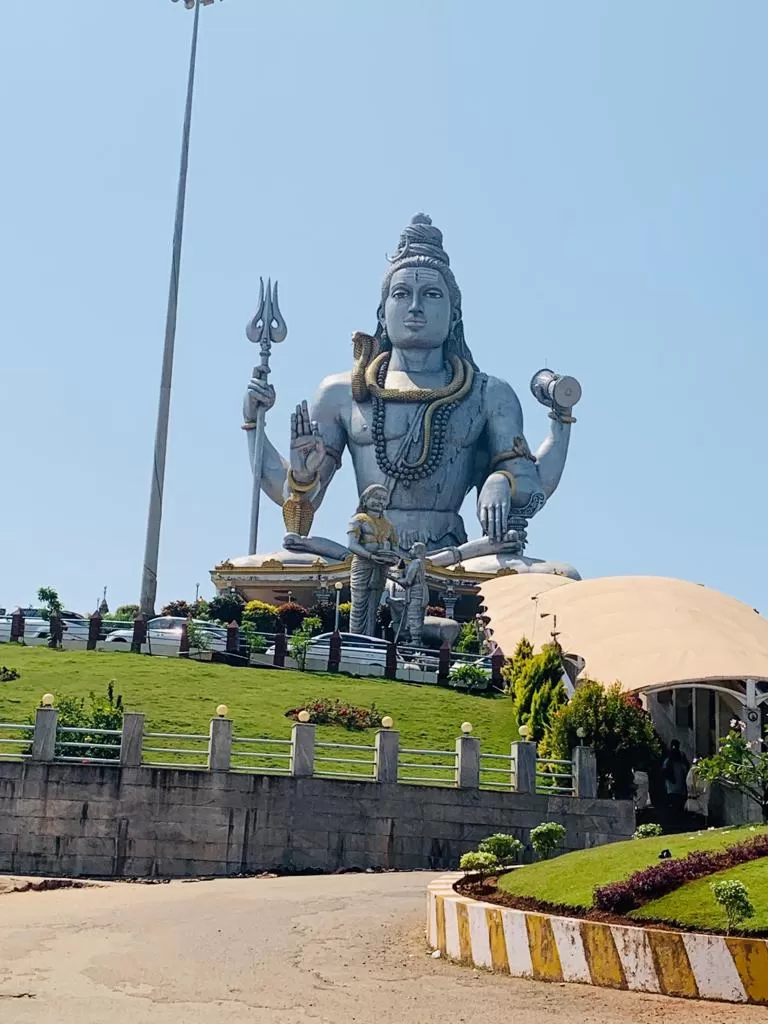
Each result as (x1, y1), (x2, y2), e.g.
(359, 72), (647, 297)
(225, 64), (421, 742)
(385, 508), (467, 554)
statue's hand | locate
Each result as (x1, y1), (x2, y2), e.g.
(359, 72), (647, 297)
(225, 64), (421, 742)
(290, 400), (326, 484)
(477, 473), (513, 544)
(243, 374), (276, 422)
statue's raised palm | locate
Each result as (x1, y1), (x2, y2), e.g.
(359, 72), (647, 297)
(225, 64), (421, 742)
(290, 400), (325, 484)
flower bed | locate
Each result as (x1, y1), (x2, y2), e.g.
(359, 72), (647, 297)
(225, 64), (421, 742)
(284, 697), (383, 731)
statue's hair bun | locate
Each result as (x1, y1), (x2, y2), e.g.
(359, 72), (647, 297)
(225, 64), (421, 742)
(389, 213), (449, 267)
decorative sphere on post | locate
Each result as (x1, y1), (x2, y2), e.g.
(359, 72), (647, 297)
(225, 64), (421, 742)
(41, 693), (55, 707)
(519, 724), (530, 739)
(381, 715), (394, 729)
(297, 709), (311, 723)
(334, 581), (343, 592)
(216, 704), (229, 718)
(460, 721), (473, 734)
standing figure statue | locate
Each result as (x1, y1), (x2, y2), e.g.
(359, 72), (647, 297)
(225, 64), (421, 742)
(387, 542), (430, 646)
(347, 484), (399, 636)
(244, 213), (581, 577)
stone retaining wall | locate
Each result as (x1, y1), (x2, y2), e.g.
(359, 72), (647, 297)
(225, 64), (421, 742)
(0, 762), (632, 878)
(427, 874), (768, 1005)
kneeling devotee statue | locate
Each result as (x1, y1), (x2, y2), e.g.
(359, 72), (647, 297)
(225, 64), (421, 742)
(243, 213), (581, 580)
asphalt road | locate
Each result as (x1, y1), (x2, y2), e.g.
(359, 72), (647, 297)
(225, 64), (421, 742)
(0, 872), (764, 1023)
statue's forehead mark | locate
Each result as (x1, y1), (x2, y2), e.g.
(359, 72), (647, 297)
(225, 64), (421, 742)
(395, 267), (440, 284)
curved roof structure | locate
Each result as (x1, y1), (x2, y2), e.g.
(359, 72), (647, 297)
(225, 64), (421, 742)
(481, 574), (768, 691)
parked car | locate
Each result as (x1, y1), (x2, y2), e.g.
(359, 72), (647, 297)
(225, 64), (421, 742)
(103, 617), (227, 654)
(266, 631), (411, 671)
(0, 608), (90, 643)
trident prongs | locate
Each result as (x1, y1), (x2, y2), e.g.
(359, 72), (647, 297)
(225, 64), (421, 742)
(247, 277), (287, 345)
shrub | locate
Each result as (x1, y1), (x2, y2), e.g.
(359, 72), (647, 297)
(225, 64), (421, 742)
(0, 666), (20, 682)
(479, 833), (524, 865)
(112, 604), (140, 622)
(448, 663), (491, 693)
(242, 600), (279, 633)
(547, 681), (662, 800)
(208, 593), (245, 625)
(509, 644), (567, 743)
(35, 682), (124, 760)
(530, 822), (567, 860)
(288, 616), (322, 670)
(697, 724), (768, 821)
(240, 622), (268, 653)
(276, 602), (308, 633)
(711, 879), (755, 934)
(285, 697), (383, 731)
(454, 620), (481, 655)
(161, 599), (194, 618)
(633, 823), (664, 839)
(459, 850), (499, 876)
(593, 834), (768, 914)
(501, 636), (534, 693)
(186, 621), (211, 653)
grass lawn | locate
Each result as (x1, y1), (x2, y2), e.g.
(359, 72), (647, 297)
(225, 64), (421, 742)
(498, 825), (768, 910)
(632, 857), (768, 933)
(0, 647), (517, 758)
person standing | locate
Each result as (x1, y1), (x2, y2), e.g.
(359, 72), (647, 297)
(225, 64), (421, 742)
(662, 739), (690, 813)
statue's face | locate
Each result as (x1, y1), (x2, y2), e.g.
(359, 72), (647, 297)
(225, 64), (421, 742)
(383, 268), (452, 350)
(365, 490), (388, 516)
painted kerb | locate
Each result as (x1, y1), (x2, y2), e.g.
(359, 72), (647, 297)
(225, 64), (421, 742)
(426, 874), (768, 1005)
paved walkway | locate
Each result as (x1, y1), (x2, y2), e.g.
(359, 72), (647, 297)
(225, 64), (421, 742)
(0, 872), (764, 1023)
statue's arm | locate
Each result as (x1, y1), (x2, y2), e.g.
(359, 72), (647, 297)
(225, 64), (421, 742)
(481, 377), (546, 516)
(284, 375), (349, 511)
(533, 416), (573, 499)
(245, 430), (288, 506)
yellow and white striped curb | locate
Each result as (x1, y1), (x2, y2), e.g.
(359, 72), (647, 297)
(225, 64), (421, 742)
(427, 874), (768, 1005)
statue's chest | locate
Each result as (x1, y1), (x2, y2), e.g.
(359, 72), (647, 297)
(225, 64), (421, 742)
(346, 380), (486, 450)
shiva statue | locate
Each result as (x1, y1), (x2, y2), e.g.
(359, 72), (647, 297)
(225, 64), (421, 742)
(243, 213), (581, 578)
(346, 484), (399, 636)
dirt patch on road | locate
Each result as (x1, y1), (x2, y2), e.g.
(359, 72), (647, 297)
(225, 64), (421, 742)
(0, 876), (97, 896)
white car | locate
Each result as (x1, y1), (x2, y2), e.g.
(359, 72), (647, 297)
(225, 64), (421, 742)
(0, 608), (90, 644)
(103, 616), (227, 655)
(266, 631), (417, 671)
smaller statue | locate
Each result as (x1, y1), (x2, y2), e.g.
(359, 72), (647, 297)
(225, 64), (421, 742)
(347, 485), (399, 636)
(385, 543), (430, 645)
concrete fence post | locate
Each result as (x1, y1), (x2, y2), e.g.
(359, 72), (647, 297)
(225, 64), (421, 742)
(10, 609), (24, 643)
(131, 614), (147, 654)
(490, 646), (505, 688)
(511, 741), (537, 795)
(327, 630), (342, 673)
(573, 745), (597, 799)
(179, 617), (190, 658)
(226, 621), (240, 656)
(384, 641), (397, 680)
(87, 612), (101, 651)
(120, 712), (145, 767)
(290, 722), (315, 777)
(31, 707), (58, 762)
(48, 612), (63, 650)
(208, 717), (232, 772)
(455, 734), (480, 788)
(437, 641), (451, 685)
(374, 728), (399, 783)
(273, 630), (287, 668)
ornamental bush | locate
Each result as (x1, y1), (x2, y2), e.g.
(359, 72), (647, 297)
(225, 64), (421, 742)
(448, 663), (491, 693)
(593, 834), (768, 914)
(242, 599), (280, 633)
(505, 643), (567, 743)
(0, 666), (20, 682)
(459, 850), (499, 876)
(276, 602), (309, 633)
(547, 681), (662, 800)
(479, 833), (524, 865)
(284, 698), (383, 731)
(454, 620), (481, 655)
(530, 822), (567, 860)
(697, 724), (768, 821)
(710, 879), (755, 934)
(208, 593), (244, 625)
(633, 823), (664, 839)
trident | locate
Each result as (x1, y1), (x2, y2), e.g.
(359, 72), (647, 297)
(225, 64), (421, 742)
(246, 278), (287, 555)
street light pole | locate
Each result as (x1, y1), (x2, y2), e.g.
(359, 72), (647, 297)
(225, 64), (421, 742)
(334, 581), (343, 632)
(140, 0), (215, 616)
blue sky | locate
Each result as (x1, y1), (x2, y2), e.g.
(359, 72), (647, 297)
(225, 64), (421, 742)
(1, 1), (766, 615)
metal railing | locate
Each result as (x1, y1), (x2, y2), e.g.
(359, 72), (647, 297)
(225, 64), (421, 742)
(0, 722), (34, 760)
(480, 751), (517, 791)
(313, 740), (376, 780)
(55, 726), (122, 765)
(230, 735), (292, 775)
(397, 746), (456, 785)
(535, 756), (574, 795)
(142, 731), (209, 769)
